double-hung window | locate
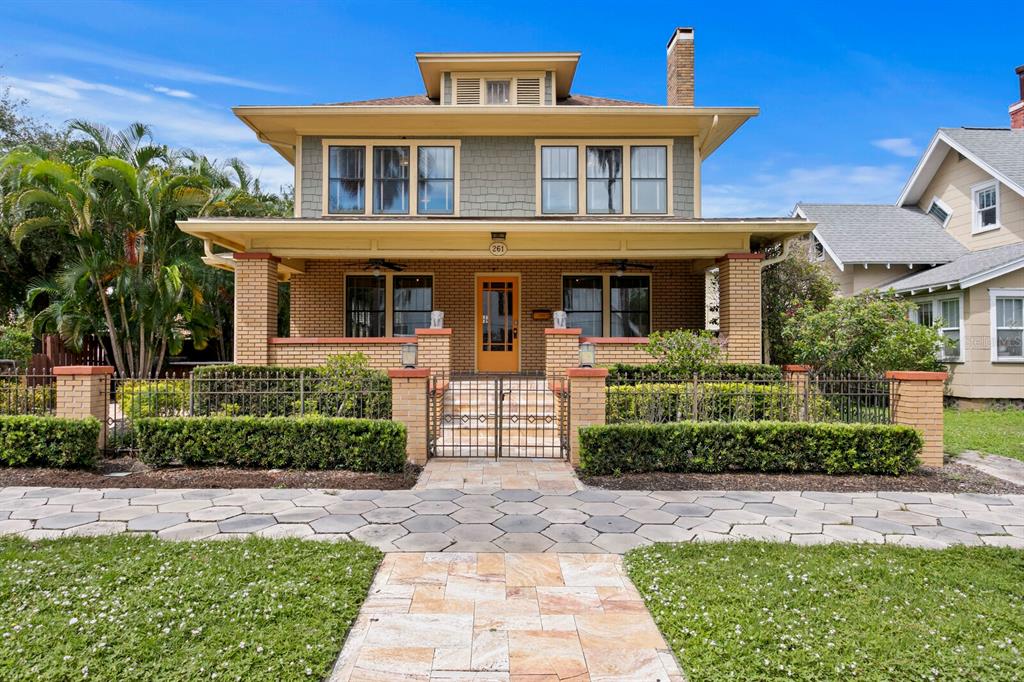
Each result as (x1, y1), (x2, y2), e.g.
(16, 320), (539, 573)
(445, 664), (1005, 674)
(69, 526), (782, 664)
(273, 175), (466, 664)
(912, 296), (962, 362)
(993, 292), (1024, 361)
(392, 275), (433, 337)
(586, 147), (622, 214)
(562, 274), (651, 337)
(327, 146), (365, 214)
(610, 275), (651, 337)
(345, 275), (385, 338)
(373, 146), (410, 214)
(562, 276), (603, 337)
(541, 146), (578, 214)
(417, 147), (454, 214)
(630, 146), (668, 214)
(972, 181), (999, 233)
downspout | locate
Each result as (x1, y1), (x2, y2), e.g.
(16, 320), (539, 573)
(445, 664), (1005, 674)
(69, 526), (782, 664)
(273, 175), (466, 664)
(759, 237), (794, 270)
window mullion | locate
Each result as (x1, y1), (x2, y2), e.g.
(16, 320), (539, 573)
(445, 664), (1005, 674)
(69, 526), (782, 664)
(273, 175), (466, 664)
(410, 144), (419, 217)
(623, 146), (632, 216)
(603, 275), (611, 337)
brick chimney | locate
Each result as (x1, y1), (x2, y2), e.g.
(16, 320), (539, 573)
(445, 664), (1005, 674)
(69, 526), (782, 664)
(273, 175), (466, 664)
(1011, 65), (1024, 129)
(667, 27), (694, 106)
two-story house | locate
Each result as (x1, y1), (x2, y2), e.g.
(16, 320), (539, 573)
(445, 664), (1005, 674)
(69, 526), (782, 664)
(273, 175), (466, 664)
(797, 66), (1024, 403)
(179, 28), (810, 375)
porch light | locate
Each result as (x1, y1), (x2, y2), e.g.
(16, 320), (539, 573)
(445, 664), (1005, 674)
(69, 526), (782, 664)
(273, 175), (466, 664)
(579, 342), (596, 368)
(401, 343), (418, 369)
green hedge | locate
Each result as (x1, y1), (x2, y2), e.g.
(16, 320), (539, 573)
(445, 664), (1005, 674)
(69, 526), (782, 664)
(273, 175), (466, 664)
(0, 416), (99, 468)
(136, 416), (406, 472)
(578, 420), (921, 476)
(606, 362), (782, 384)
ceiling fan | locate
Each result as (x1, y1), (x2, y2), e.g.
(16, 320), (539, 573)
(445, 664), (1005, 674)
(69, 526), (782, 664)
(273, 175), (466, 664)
(597, 259), (655, 274)
(364, 259), (406, 276)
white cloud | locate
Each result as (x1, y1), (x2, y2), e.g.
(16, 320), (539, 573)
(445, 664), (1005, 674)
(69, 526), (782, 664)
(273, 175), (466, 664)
(150, 85), (196, 99)
(872, 137), (919, 158)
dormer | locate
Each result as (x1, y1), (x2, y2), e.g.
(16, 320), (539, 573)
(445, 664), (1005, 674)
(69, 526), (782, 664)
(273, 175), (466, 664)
(415, 52), (580, 106)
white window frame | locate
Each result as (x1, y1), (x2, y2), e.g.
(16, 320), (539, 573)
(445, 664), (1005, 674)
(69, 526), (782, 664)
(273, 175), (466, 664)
(810, 234), (826, 262)
(535, 139), (674, 216)
(343, 271), (434, 338)
(970, 180), (1000, 234)
(322, 139), (461, 217)
(927, 195), (953, 228)
(990, 288), (1024, 363)
(911, 293), (964, 363)
(562, 272), (652, 338)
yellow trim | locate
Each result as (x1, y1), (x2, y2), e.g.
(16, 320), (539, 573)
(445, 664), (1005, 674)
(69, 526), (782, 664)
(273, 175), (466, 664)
(416, 53), (579, 98)
(319, 139), (462, 217)
(533, 139), (674, 216)
(562, 272), (652, 337)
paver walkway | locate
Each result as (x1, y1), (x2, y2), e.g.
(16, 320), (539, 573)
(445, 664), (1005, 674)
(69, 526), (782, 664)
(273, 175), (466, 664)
(329, 552), (683, 682)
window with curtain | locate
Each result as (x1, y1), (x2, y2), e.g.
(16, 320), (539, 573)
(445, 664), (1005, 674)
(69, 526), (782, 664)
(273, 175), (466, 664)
(630, 146), (668, 214)
(610, 275), (650, 337)
(327, 146), (365, 213)
(486, 80), (511, 104)
(586, 147), (623, 214)
(417, 147), (454, 214)
(393, 275), (433, 336)
(345, 276), (385, 337)
(562, 276), (603, 337)
(541, 146), (578, 214)
(373, 146), (410, 214)
(995, 296), (1023, 359)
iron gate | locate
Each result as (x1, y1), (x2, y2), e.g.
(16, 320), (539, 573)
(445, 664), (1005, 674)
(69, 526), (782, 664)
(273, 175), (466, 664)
(428, 373), (570, 459)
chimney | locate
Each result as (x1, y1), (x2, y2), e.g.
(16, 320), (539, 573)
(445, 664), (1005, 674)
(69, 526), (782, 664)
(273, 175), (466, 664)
(1011, 65), (1024, 129)
(667, 27), (694, 106)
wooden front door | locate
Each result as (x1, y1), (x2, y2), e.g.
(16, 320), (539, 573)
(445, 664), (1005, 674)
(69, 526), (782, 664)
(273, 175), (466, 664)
(476, 276), (519, 373)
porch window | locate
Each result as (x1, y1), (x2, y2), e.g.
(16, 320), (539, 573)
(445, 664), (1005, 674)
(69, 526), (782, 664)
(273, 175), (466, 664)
(610, 275), (650, 337)
(327, 146), (365, 214)
(994, 294), (1023, 360)
(417, 147), (455, 215)
(630, 146), (667, 214)
(541, 146), (578, 214)
(586, 147), (623, 214)
(373, 146), (410, 214)
(393, 275), (433, 336)
(562, 276), (603, 337)
(345, 275), (385, 337)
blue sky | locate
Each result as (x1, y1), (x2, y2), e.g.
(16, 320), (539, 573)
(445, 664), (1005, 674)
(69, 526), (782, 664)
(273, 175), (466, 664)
(2, 0), (1021, 216)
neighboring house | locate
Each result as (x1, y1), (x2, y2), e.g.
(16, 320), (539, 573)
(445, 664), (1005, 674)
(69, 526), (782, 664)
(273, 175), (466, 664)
(797, 66), (1024, 402)
(178, 28), (810, 374)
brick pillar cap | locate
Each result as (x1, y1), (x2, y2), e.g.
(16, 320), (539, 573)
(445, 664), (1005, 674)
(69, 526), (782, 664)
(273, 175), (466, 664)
(388, 368), (431, 378)
(885, 370), (948, 380)
(53, 365), (115, 376)
(782, 364), (811, 373)
(544, 328), (583, 335)
(566, 367), (609, 378)
(414, 328), (452, 336)
(716, 252), (765, 263)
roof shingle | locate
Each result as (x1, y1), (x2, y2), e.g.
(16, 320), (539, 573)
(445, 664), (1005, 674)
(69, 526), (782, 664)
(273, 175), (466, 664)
(889, 242), (1024, 292)
(940, 128), (1024, 193)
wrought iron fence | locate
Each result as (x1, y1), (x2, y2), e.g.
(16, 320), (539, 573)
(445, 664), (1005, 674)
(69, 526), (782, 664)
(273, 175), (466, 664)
(606, 370), (892, 425)
(0, 368), (56, 416)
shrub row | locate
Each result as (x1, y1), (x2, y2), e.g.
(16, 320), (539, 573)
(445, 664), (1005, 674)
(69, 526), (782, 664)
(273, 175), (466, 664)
(136, 416), (406, 472)
(0, 416), (99, 468)
(578, 420), (921, 476)
(606, 362), (783, 384)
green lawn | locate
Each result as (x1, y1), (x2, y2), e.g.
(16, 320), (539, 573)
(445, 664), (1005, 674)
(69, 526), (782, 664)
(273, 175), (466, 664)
(945, 408), (1024, 461)
(0, 536), (381, 681)
(627, 542), (1024, 682)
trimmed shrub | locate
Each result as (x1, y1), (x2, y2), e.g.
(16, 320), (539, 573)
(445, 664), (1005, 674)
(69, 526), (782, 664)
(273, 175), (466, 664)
(136, 416), (406, 472)
(578, 420), (921, 476)
(0, 416), (99, 468)
(606, 362), (782, 384)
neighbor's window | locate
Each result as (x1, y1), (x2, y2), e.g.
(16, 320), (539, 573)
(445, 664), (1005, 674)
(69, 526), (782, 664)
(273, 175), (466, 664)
(541, 146), (578, 214)
(610, 275), (650, 337)
(562, 275), (603, 337)
(417, 146), (455, 214)
(345, 275), (385, 337)
(994, 295), (1023, 360)
(586, 147), (623, 214)
(927, 197), (951, 227)
(373, 146), (410, 214)
(393, 275), (433, 337)
(486, 80), (511, 105)
(327, 146), (365, 214)
(972, 182), (999, 233)
(811, 235), (825, 262)
(938, 297), (961, 361)
(630, 146), (668, 214)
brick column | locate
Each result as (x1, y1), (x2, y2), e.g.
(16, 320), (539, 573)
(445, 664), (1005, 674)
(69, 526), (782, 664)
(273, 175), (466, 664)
(389, 368), (430, 466)
(887, 370), (947, 468)
(717, 252), (763, 363)
(782, 364), (811, 420)
(567, 367), (607, 467)
(415, 329), (451, 375)
(233, 253), (279, 365)
(545, 328), (581, 375)
(54, 365), (113, 450)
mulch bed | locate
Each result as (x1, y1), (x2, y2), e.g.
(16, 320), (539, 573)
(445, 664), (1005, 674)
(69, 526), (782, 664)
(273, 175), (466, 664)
(581, 462), (1024, 495)
(0, 457), (420, 490)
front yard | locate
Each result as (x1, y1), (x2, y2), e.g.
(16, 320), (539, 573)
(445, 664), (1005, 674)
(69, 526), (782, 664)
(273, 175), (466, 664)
(627, 542), (1024, 682)
(0, 536), (381, 681)
(946, 408), (1024, 462)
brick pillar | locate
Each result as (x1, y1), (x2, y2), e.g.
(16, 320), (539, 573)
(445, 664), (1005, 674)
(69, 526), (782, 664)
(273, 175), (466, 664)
(389, 368), (430, 466)
(545, 328), (581, 375)
(233, 253), (279, 365)
(887, 370), (947, 468)
(567, 367), (607, 467)
(54, 365), (114, 450)
(415, 329), (451, 374)
(782, 364), (811, 420)
(717, 252), (763, 363)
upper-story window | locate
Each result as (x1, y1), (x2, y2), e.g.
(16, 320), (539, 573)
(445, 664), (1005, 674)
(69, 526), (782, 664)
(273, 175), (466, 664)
(486, 80), (511, 104)
(373, 146), (410, 214)
(927, 196), (952, 227)
(327, 147), (365, 214)
(450, 73), (546, 106)
(586, 147), (623, 214)
(541, 146), (578, 214)
(971, 181), (1000, 234)
(630, 146), (668, 214)
(417, 147), (455, 214)
(810, 234), (825, 262)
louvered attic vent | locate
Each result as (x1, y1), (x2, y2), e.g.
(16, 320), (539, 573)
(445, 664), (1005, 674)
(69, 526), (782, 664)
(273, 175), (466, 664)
(515, 77), (541, 105)
(447, 73), (549, 106)
(455, 77), (481, 105)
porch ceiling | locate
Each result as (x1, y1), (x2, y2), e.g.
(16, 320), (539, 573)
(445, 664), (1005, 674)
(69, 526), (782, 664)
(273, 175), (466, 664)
(179, 217), (813, 263)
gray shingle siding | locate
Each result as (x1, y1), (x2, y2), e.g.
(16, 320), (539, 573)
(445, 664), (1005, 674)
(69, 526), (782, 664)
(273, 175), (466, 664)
(300, 136), (323, 219)
(672, 137), (695, 218)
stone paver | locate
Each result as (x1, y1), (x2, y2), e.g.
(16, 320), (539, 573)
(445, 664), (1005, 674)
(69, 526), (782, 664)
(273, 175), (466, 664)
(958, 451), (1024, 486)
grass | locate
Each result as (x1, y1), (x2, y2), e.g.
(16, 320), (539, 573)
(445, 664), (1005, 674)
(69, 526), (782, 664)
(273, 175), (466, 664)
(0, 535), (382, 681)
(945, 408), (1024, 461)
(626, 542), (1024, 682)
